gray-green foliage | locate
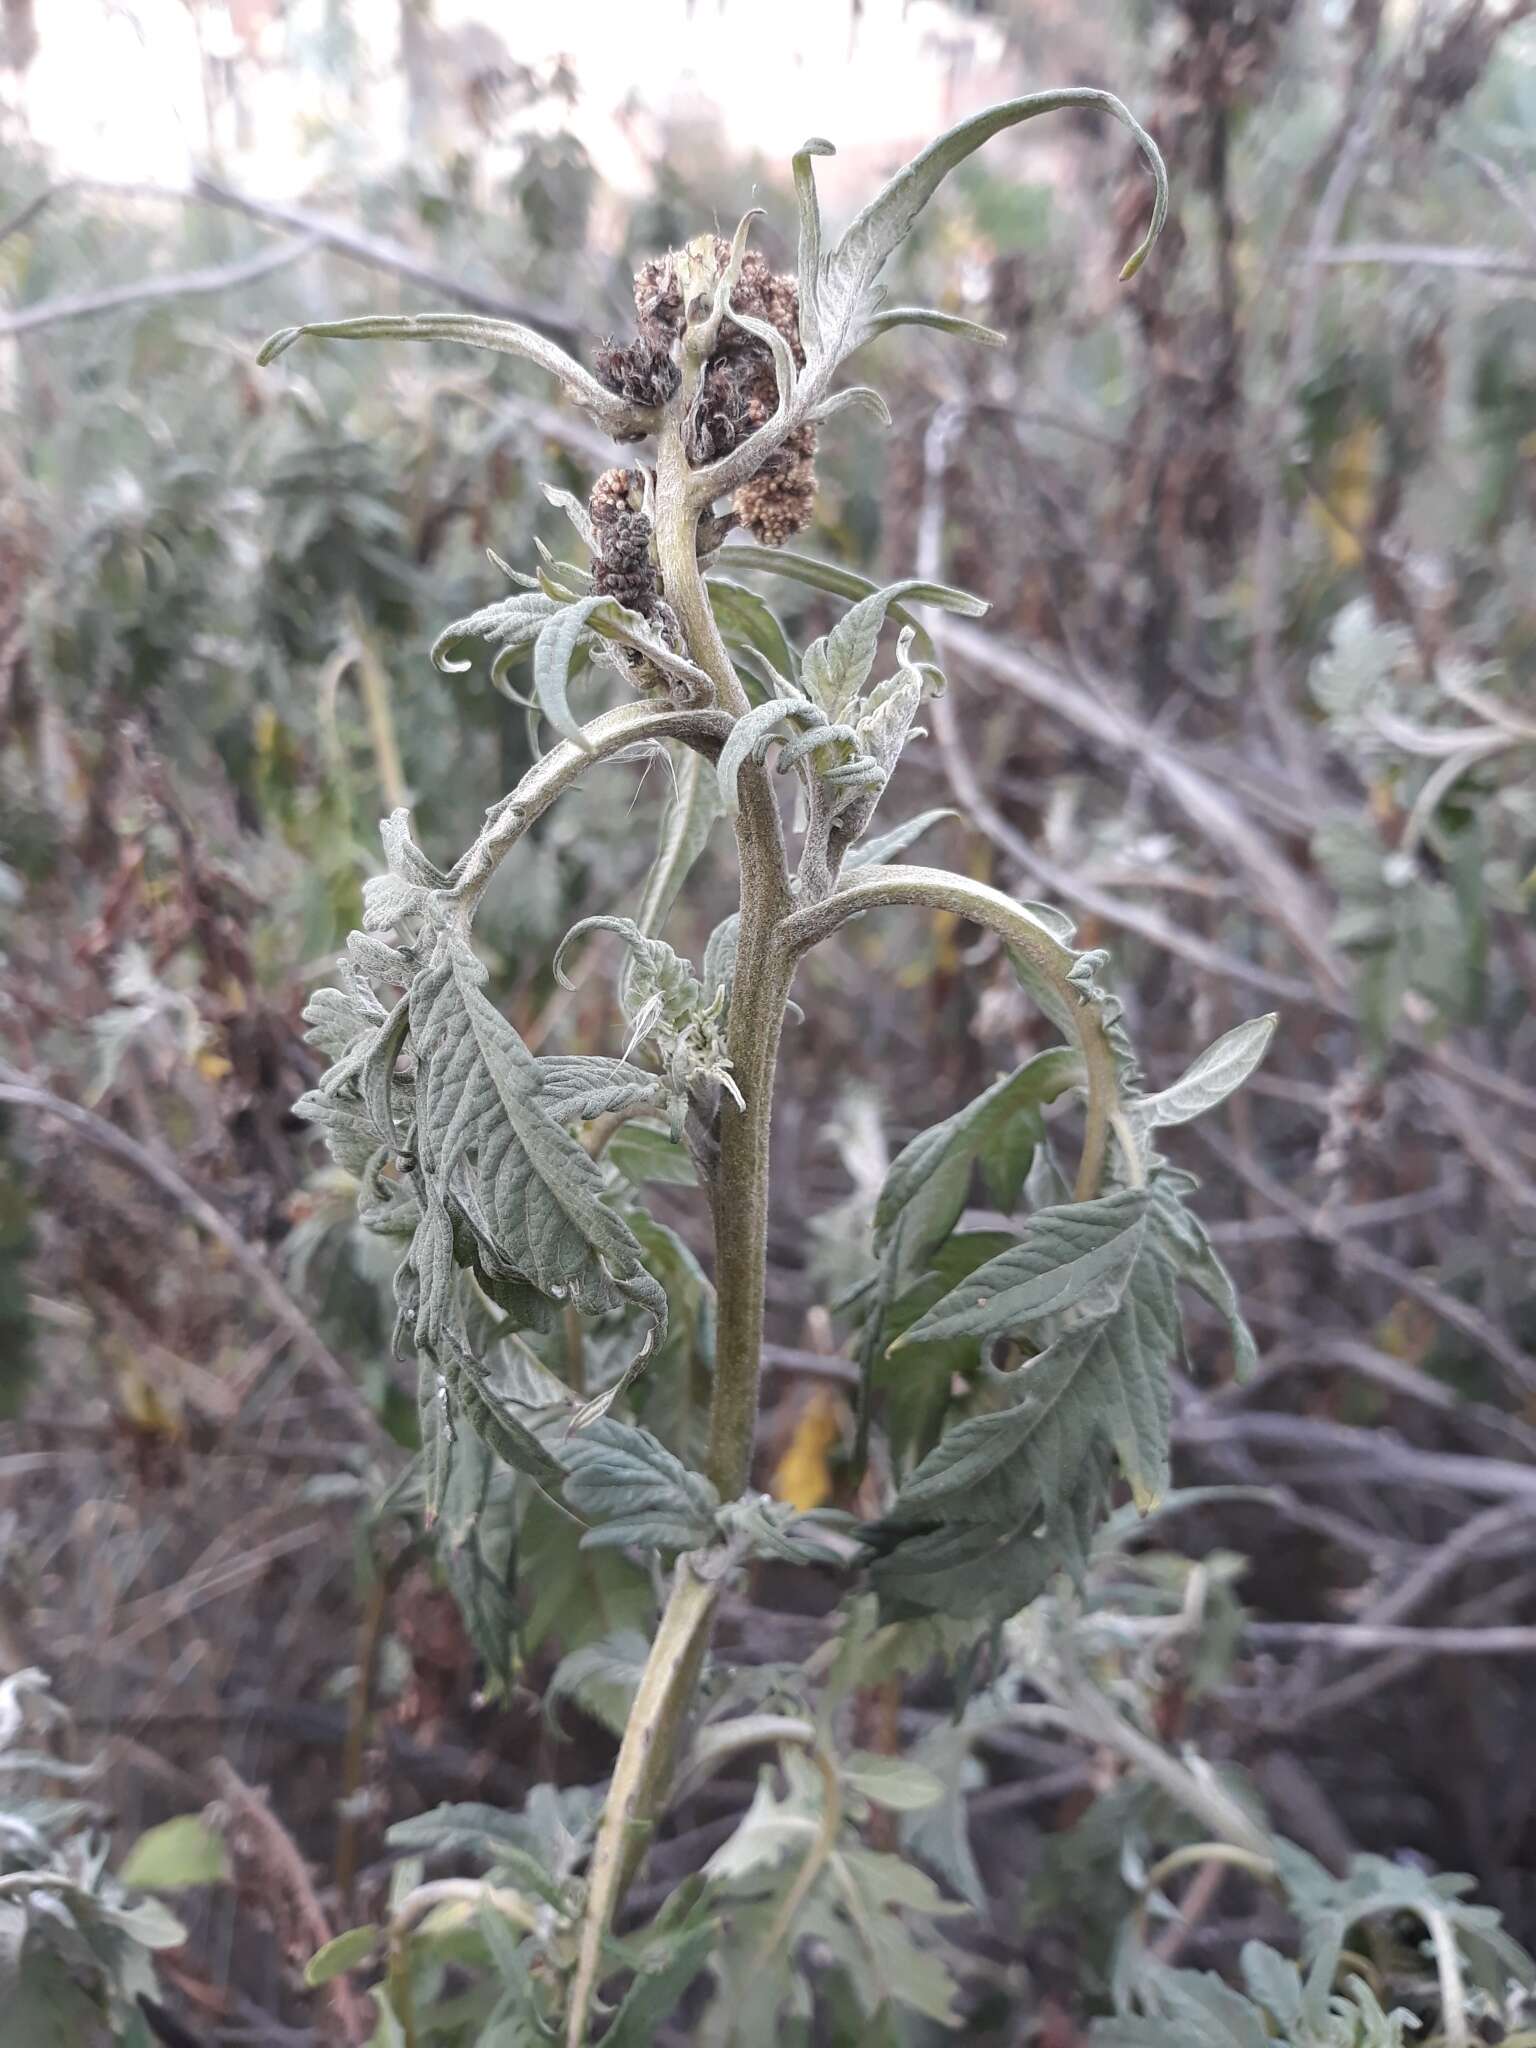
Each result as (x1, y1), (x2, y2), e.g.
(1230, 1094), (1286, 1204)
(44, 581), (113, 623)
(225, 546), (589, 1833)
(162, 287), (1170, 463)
(261, 80), (1523, 2048)
(0, 1671), (185, 2046)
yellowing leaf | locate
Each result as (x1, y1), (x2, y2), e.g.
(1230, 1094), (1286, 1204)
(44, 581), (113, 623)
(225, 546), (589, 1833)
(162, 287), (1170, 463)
(772, 1387), (844, 1511)
(1311, 420), (1379, 570)
(120, 1814), (230, 1891)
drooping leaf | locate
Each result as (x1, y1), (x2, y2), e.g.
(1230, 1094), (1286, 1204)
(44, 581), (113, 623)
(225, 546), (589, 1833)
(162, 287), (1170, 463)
(894, 1187), (1149, 1349)
(874, 1047), (1082, 1272)
(408, 936), (666, 1365)
(561, 1417), (720, 1551)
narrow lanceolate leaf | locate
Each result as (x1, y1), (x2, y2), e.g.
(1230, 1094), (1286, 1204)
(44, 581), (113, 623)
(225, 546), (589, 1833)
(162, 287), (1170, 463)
(408, 936), (666, 1359)
(861, 306), (1007, 349)
(815, 90), (1168, 373)
(256, 311), (659, 439)
(895, 1187), (1149, 1349)
(708, 577), (798, 683)
(1136, 1015), (1278, 1129)
(632, 747), (723, 942)
(875, 1046), (1081, 1269)
(561, 1417), (719, 1552)
(532, 595), (612, 747)
(845, 808), (956, 871)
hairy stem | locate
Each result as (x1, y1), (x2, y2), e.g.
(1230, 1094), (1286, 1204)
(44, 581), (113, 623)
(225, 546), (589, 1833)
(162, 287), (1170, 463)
(655, 413), (794, 1499)
(565, 1561), (721, 2048)
(781, 864), (1121, 1200)
(564, 402), (795, 2039)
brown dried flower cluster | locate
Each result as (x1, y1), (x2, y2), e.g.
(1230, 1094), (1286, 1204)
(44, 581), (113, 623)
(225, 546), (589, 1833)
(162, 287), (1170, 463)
(587, 465), (658, 617)
(594, 240), (820, 548)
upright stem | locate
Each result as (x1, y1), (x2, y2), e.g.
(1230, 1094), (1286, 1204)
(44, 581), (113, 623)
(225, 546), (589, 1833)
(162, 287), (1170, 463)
(655, 414), (793, 1500)
(564, 406), (796, 2039)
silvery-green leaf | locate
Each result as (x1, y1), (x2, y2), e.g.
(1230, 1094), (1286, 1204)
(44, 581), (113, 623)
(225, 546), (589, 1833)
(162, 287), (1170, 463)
(703, 913), (739, 1000)
(815, 90), (1168, 374)
(446, 1337), (568, 1493)
(631, 746), (722, 945)
(534, 1055), (664, 1125)
(861, 305), (1006, 349)
(386, 1807), (568, 1908)
(549, 1628), (649, 1736)
(431, 590), (564, 675)
(257, 311), (659, 440)
(418, 1359), (454, 1525)
(811, 384), (893, 427)
(894, 1188), (1149, 1350)
(841, 1754), (944, 1811)
(561, 1417), (719, 1551)
(717, 701), (798, 814)
(895, 1233), (1177, 1525)
(713, 544), (987, 669)
(540, 480), (596, 551)
(532, 595), (613, 747)
(802, 579), (982, 723)
(607, 1120), (698, 1187)
(1148, 1175), (1257, 1380)
(792, 137), (835, 360)
(845, 808), (956, 871)
(602, 1921), (717, 2048)
(1136, 1015), (1278, 1129)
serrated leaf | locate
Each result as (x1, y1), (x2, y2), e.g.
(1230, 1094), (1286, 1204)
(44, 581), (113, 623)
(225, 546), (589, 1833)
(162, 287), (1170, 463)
(561, 1417), (719, 1551)
(895, 1187), (1148, 1348)
(534, 1055), (663, 1126)
(549, 1628), (649, 1737)
(602, 1919), (717, 2048)
(385, 1808), (568, 1908)
(1137, 1016), (1277, 1129)
(1148, 1175), (1257, 1380)
(408, 936), (666, 1362)
(303, 1925), (380, 1986)
(875, 1047), (1081, 1271)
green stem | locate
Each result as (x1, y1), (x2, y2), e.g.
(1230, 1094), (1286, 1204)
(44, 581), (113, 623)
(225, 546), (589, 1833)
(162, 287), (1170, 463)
(655, 407), (794, 1500)
(565, 1561), (722, 2048)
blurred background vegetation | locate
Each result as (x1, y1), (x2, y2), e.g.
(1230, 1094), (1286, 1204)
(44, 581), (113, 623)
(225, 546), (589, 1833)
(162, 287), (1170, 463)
(4, 0), (1536, 2041)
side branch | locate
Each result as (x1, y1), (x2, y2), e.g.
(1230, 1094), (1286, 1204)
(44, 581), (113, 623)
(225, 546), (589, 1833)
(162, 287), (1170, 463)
(780, 864), (1122, 1200)
(446, 702), (732, 925)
